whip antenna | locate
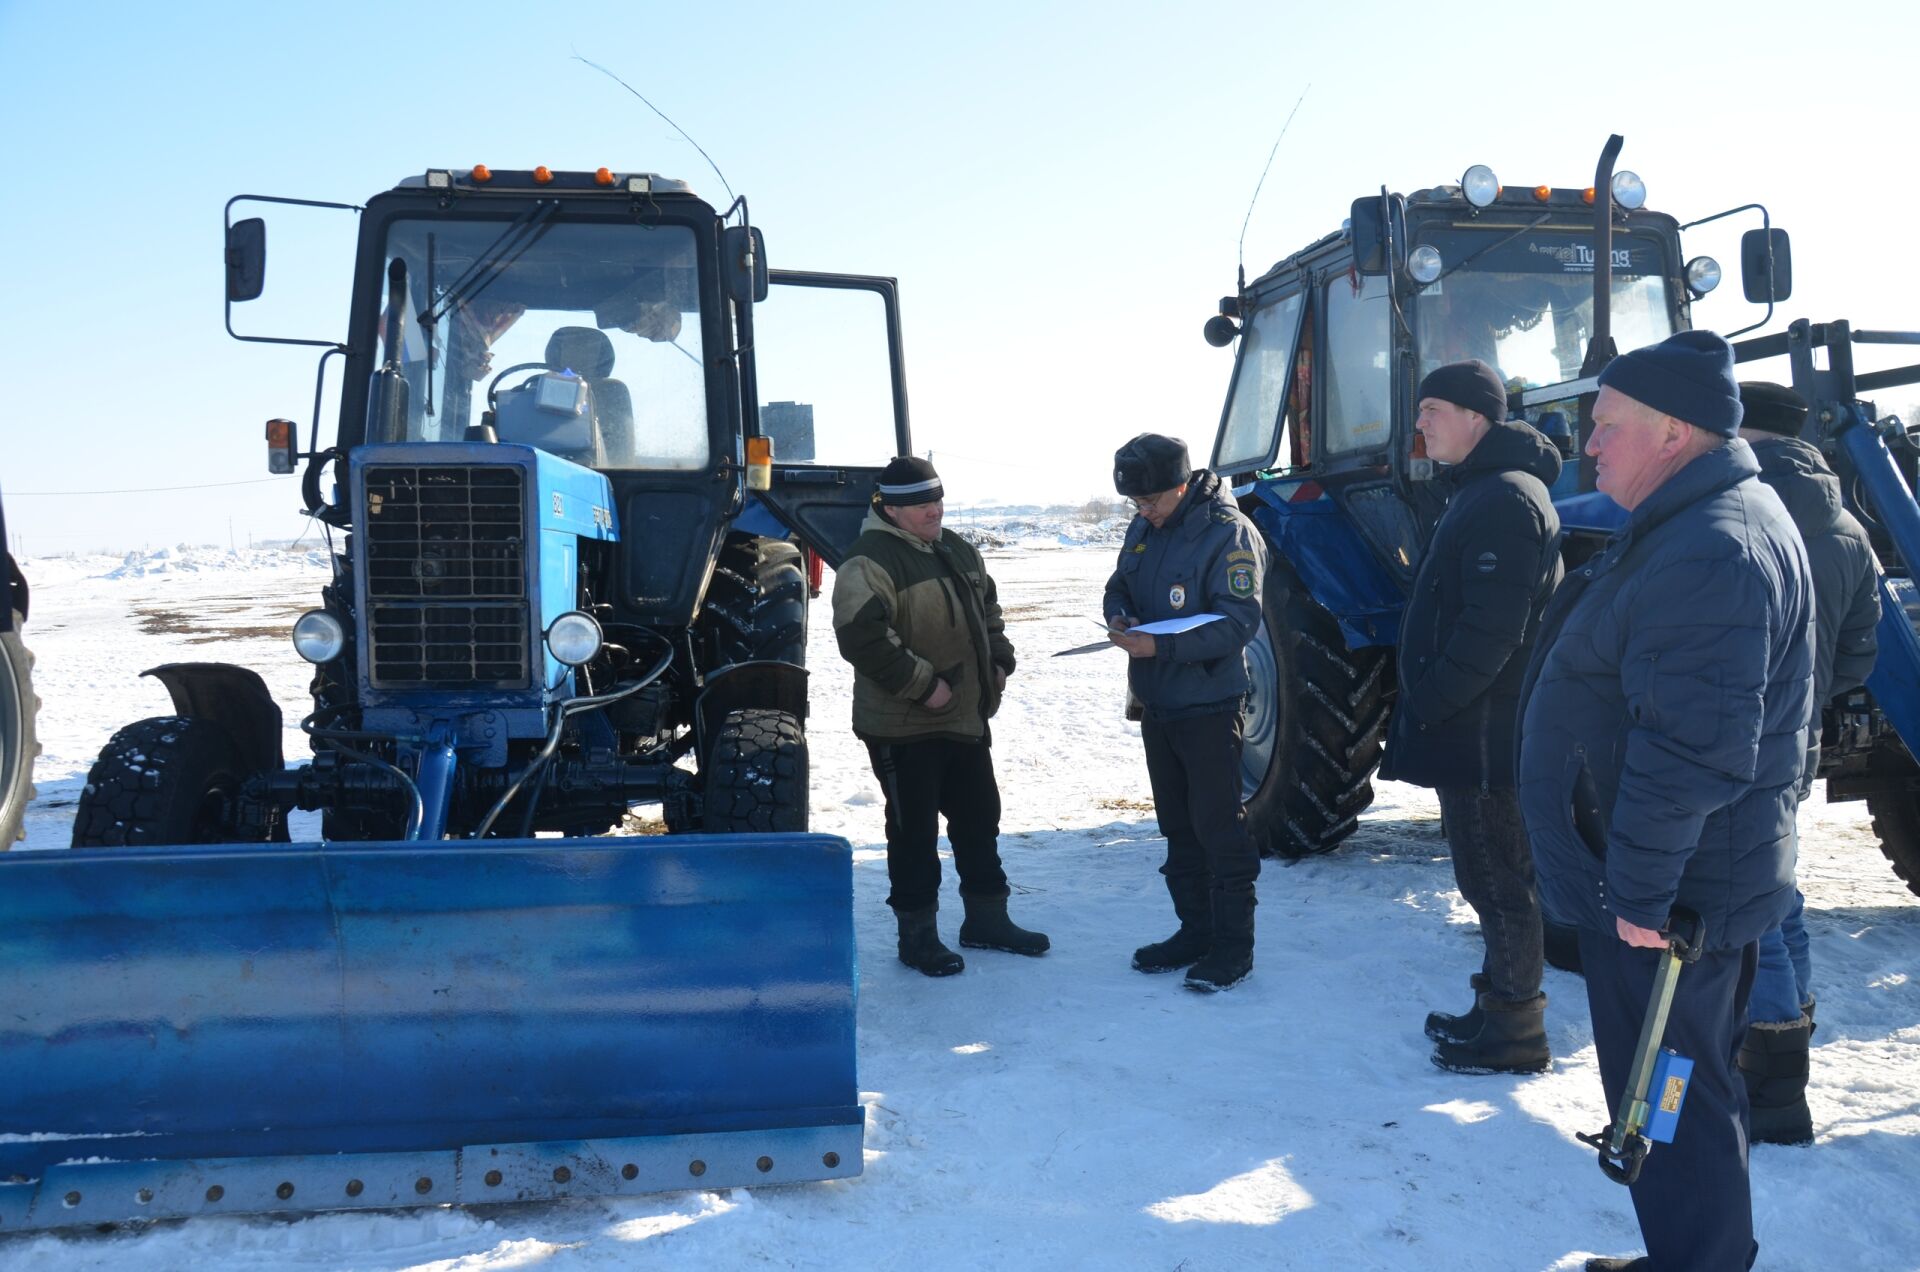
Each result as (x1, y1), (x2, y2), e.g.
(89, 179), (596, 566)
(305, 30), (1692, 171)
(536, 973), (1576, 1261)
(1236, 85), (1311, 293)
(574, 54), (736, 205)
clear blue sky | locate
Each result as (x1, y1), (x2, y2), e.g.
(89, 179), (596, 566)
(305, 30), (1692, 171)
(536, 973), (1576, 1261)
(4, 0), (1917, 554)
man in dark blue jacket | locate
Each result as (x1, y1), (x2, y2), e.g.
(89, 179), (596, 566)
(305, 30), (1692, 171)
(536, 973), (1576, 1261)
(1519, 331), (1812, 1272)
(1381, 359), (1563, 1074)
(1104, 433), (1267, 992)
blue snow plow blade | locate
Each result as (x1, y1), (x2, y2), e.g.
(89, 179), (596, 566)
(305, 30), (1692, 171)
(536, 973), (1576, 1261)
(0, 833), (860, 1232)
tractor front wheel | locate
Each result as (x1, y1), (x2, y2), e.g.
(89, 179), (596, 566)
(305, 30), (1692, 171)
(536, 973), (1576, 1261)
(1865, 783), (1920, 899)
(0, 613), (38, 846)
(1240, 557), (1393, 858)
(71, 716), (266, 847)
(701, 708), (808, 833)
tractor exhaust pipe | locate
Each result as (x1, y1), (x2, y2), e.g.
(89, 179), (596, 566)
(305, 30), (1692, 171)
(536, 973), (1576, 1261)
(1577, 134), (1624, 488)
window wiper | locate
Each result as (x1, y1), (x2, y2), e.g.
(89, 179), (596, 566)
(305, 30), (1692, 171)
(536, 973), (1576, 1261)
(1433, 211), (1554, 286)
(414, 201), (561, 414)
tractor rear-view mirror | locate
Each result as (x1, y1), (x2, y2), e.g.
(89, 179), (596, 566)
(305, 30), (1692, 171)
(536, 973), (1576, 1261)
(1741, 227), (1792, 304)
(226, 218), (266, 302)
(723, 226), (769, 303)
(1349, 197), (1387, 275)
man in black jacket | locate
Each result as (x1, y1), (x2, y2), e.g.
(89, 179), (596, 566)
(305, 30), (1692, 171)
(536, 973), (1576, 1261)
(1735, 381), (1880, 1143)
(1382, 360), (1564, 1073)
(1104, 433), (1267, 992)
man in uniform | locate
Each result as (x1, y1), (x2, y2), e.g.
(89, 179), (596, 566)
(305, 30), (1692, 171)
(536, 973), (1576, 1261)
(1519, 332), (1812, 1272)
(1103, 433), (1267, 992)
(832, 456), (1049, 977)
(1380, 359), (1563, 1075)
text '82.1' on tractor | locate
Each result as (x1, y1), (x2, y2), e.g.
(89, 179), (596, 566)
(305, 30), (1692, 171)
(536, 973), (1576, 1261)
(0, 166), (910, 1230)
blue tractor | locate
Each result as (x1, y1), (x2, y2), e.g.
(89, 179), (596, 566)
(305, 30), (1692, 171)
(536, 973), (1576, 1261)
(1208, 137), (1920, 899)
(0, 166), (912, 1229)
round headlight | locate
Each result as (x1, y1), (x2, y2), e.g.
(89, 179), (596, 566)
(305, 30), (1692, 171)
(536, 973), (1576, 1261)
(546, 611), (604, 667)
(1686, 255), (1723, 296)
(1408, 245), (1444, 285)
(1461, 164), (1500, 208)
(1611, 170), (1646, 210)
(291, 610), (346, 664)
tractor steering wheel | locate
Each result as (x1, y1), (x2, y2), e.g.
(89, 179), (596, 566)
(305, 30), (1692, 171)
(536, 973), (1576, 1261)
(486, 362), (560, 412)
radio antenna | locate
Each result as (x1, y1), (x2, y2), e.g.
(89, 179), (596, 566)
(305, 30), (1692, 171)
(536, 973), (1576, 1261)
(574, 54), (736, 205)
(1236, 85), (1311, 293)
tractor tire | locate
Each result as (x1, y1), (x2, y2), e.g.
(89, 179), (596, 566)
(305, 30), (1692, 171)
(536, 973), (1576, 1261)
(704, 537), (808, 667)
(1864, 784), (1920, 899)
(1241, 557), (1393, 858)
(0, 614), (39, 846)
(701, 708), (808, 833)
(71, 716), (266, 847)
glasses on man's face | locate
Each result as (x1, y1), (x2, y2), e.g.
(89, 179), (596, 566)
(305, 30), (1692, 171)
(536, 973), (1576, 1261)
(1130, 491), (1166, 512)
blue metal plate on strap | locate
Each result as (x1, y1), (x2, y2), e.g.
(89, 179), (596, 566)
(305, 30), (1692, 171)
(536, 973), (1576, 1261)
(0, 833), (860, 1231)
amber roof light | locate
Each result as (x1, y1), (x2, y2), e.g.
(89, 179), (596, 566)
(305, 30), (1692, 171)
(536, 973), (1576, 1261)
(471, 164), (493, 183)
(594, 167), (615, 186)
(533, 166), (554, 184)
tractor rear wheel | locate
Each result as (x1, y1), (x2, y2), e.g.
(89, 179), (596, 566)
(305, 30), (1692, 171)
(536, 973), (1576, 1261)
(1240, 557), (1393, 858)
(72, 716), (266, 847)
(1864, 780), (1920, 899)
(704, 537), (808, 667)
(702, 708), (808, 833)
(0, 613), (38, 846)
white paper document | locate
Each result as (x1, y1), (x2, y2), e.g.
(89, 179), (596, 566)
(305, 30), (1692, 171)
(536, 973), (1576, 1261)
(1096, 613), (1225, 637)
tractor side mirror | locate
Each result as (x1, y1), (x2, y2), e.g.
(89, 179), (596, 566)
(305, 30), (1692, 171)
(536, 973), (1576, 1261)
(1349, 196), (1387, 275)
(1741, 227), (1792, 304)
(723, 225), (769, 303)
(227, 217), (266, 302)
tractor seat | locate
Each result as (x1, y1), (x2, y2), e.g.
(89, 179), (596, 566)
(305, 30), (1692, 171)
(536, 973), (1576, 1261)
(546, 326), (634, 461)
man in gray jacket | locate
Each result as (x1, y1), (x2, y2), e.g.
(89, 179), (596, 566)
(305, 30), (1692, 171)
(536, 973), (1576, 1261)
(1104, 433), (1267, 992)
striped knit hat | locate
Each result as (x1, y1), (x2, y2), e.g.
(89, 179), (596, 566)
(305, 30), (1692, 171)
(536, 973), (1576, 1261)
(874, 455), (943, 506)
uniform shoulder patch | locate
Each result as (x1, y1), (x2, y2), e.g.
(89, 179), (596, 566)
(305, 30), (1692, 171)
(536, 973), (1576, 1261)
(1226, 548), (1258, 565)
(1228, 562), (1257, 598)
(1211, 506), (1242, 525)
(1130, 542), (1148, 554)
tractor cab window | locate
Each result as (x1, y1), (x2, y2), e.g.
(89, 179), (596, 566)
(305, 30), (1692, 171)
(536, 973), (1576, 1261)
(1319, 274), (1392, 455)
(1214, 289), (1307, 474)
(374, 220), (709, 470)
(1411, 228), (1674, 391)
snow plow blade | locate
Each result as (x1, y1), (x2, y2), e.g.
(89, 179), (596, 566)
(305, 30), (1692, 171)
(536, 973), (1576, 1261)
(0, 833), (860, 1232)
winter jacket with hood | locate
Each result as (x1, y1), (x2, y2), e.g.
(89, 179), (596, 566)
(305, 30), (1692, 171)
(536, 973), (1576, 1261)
(832, 506), (1015, 743)
(1102, 470), (1267, 721)
(1382, 421), (1563, 790)
(1517, 439), (1813, 951)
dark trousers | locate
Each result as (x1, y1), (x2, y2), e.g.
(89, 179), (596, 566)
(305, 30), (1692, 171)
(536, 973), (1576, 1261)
(1580, 928), (1760, 1272)
(1141, 711), (1259, 894)
(866, 736), (1009, 913)
(1435, 786), (1543, 1002)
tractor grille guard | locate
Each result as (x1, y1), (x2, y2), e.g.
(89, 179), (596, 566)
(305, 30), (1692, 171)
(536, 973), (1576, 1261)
(361, 464), (530, 688)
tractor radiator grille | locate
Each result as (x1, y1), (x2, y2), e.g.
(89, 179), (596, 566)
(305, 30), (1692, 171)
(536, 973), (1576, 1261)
(361, 465), (530, 687)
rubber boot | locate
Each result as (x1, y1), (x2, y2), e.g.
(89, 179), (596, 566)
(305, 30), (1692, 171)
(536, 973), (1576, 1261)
(958, 894), (1050, 956)
(1424, 973), (1491, 1045)
(1430, 993), (1550, 1074)
(1184, 887), (1254, 993)
(1133, 873), (1211, 973)
(894, 906), (964, 977)
(1738, 1015), (1813, 1146)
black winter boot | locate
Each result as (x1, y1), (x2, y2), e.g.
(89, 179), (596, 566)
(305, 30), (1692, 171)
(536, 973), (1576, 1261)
(959, 894), (1050, 956)
(1738, 1015), (1813, 1145)
(1430, 993), (1550, 1074)
(1134, 873), (1211, 973)
(1584, 1258), (1650, 1271)
(1424, 972), (1491, 1044)
(1184, 887), (1254, 993)
(895, 906), (964, 977)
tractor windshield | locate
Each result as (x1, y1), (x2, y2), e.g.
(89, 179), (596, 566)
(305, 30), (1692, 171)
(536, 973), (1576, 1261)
(373, 219), (709, 469)
(1412, 227), (1674, 392)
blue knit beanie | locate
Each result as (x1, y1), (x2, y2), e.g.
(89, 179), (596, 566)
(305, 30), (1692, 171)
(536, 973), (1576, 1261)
(1596, 330), (1744, 437)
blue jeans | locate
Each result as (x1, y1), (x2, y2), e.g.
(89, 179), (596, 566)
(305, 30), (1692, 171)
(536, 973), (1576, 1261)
(1748, 890), (1811, 1025)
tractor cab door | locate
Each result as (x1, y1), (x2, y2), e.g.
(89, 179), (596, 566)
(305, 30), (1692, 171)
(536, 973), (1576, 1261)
(750, 270), (912, 566)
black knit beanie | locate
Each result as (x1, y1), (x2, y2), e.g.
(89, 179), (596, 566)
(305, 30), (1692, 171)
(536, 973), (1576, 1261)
(1113, 433), (1190, 497)
(1416, 359), (1508, 423)
(1597, 330), (1744, 437)
(1738, 381), (1808, 437)
(874, 455), (943, 506)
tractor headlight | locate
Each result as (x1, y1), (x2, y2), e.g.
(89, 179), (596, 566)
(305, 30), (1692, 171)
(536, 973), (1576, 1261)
(546, 611), (604, 666)
(291, 610), (346, 664)
(1611, 170), (1647, 210)
(1408, 245), (1444, 285)
(1461, 165), (1500, 208)
(1686, 255), (1723, 296)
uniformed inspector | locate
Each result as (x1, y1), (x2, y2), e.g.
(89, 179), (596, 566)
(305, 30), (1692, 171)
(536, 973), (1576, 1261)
(1103, 433), (1267, 992)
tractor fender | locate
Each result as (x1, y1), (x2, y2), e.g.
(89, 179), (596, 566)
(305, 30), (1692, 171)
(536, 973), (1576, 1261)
(1245, 482), (1405, 649)
(141, 662), (284, 775)
(696, 660), (808, 759)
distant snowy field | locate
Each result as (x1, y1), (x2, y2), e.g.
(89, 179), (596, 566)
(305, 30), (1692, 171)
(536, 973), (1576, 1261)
(7, 519), (1918, 1272)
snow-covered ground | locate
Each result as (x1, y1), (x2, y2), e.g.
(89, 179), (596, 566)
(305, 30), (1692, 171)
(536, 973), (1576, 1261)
(7, 533), (1918, 1271)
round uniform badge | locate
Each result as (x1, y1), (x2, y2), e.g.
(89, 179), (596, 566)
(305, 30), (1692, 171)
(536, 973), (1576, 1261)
(1228, 563), (1255, 597)
(1169, 584), (1186, 610)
